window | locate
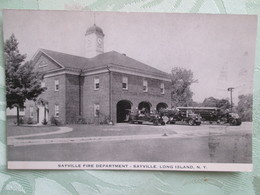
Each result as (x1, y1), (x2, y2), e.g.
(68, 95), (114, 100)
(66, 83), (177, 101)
(29, 106), (33, 118)
(41, 81), (46, 93)
(41, 81), (46, 88)
(55, 80), (59, 91)
(94, 78), (100, 90)
(160, 83), (165, 94)
(20, 107), (24, 112)
(55, 105), (59, 117)
(94, 104), (100, 117)
(143, 80), (148, 92)
(122, 76), (128, 90)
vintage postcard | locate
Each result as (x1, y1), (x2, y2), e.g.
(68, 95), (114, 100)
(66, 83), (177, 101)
(4, 10), (257, 171)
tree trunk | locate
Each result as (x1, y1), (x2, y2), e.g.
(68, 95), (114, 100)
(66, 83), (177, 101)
(16, 106), (20, 126)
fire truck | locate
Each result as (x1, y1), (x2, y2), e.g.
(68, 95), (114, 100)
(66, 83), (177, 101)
(176, 107), (242, 126)
(161, 108), (202, 126)
(129, 108), (166, 125)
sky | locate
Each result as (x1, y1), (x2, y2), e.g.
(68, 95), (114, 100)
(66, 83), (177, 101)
(3, 10), (257, 103)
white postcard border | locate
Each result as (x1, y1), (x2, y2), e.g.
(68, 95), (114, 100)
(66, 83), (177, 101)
(8, 161), (253, 172)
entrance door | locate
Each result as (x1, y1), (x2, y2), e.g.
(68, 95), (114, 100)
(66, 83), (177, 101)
(117, 100), (132, 123)
(38, 105), (44, 124)
(38, 105), (48, 124)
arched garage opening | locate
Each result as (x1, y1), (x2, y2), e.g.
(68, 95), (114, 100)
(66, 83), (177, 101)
(138, 101), (152, 113)
(117, 100), (132, 123)
(156, 102), (168, 112)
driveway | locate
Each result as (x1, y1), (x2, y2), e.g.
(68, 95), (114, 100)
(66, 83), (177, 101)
(7, 122), (252, 163)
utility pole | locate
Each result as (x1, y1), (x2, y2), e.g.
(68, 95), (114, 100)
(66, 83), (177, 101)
(227, 87), (234, 112)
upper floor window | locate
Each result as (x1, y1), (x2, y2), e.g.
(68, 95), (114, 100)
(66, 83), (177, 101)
(160, 83), (165, 94)
(94, 78), (100, 90)
(94, 104), (100, 117)
(29, 106), (33, 118)
(55, 104), (59, 117)
(55, 80), (59, 91)
(41, 81), (46, 92)
(41, 81), (46, 88)
(143, 80), (148, 92)
(122, 76), (128, 90)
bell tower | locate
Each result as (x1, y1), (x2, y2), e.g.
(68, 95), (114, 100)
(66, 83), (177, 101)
(85, 24), (105, 58)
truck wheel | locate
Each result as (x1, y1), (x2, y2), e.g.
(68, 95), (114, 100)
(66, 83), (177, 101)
(161, 121), (166, 125)
(230, 119), (237, 126)
(188, 119), (194, 126)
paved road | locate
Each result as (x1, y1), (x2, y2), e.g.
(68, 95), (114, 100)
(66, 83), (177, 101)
(8, 122), (252, 163)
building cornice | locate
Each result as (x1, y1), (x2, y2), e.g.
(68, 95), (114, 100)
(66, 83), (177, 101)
(43, 64), (171, 82)
(83, 65), (171, 82)
(110, 63), (171, 81)
(44, 70), (80, 78)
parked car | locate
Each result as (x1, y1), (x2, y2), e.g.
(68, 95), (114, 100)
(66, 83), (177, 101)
(175, 107), (242, 126)
(223, 113), (242, 126)
(129, 109), (165, 125)
(161, 109), (201, 126)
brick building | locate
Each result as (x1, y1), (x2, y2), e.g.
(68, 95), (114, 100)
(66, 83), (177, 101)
(24, 24), (172, 124)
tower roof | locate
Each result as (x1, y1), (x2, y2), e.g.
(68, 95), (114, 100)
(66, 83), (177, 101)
(85, 24), (104, 36)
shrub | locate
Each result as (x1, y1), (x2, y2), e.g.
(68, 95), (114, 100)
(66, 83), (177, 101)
(95, 113), (113, 125)
(27, 118), (33, 124)
(50, 115), (60, 126)
(77, 117), (87, 124)
(42, 118), (48, 125)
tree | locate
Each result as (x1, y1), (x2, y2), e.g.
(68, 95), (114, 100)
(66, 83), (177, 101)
(216, 98), (230, 111)
(5, 34), (45, 125)
(202, 97), (218, 107)
(171, 67), (197, 107)
(202, 97), (230, 109)
(236, 94), (253, 121)
(202, 97), (230, 113)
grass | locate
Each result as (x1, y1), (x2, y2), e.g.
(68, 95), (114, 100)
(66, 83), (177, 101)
(7, 123), (59, 137)
(16, 123), (177, 140)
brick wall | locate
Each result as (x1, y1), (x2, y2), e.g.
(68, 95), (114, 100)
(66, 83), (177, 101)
(24, 74), (67, 124)
(42, 74), (67, 124)
(110, 72), (171, 123)
(82, 72), (110, 123)
(65, 74), (82, 123)
(24, 69), (171, 124)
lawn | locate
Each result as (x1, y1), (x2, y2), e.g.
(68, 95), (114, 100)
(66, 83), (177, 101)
(15, 123), (178, 140)
(7, 123), (252, 163)
(7, 124), (60, 137)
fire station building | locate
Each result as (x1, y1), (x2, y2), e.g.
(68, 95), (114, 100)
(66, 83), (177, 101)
(25, 24), (172, 124)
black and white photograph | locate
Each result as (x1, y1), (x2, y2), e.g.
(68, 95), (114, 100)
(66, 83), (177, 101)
(4, 10), (257, 171)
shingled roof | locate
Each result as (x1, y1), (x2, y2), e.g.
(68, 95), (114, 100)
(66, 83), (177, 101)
(39, 49), (170, 78)
(40, 49), (90, 70)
